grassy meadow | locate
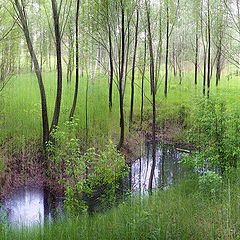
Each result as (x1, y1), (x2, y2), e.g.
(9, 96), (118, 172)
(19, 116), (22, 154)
(1, 68), (239, 149)
(1, 68), (240, 239)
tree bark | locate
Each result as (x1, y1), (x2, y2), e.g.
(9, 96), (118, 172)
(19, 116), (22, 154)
(164, 6), (169, 98)
(69, 0), (80, 121)
(13, 0), (49, 147)
(141, 30), (147, 125)
(146, 1), (156, 194)
(130, 8), (139, 123)
(207, 0), (211, 98)
(117, 0), (125, 150)
(50, 0), (63, 132)
(195, 31), (198, 85)
(108, 24), (113, 111)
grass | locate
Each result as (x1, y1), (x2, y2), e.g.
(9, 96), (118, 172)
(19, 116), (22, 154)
(2, 169), (240, 239)
(1, 68), (240, 238)
(1, 69), (240, 149)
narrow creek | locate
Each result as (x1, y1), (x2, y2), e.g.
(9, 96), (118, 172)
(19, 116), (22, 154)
(0, 140), (189, 227)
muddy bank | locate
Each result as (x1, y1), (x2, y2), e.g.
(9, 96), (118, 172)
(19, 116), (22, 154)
(0, 121), (189, 201)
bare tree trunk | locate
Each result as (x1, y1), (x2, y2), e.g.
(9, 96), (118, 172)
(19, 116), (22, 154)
(93, 47), (99, 83)
(1, 48), (6, 81)
(146, 2), (156, 194)
(195, 31), (198, 85)
(50, 0), (63, 132)
(69, 0), (80, 121)
(40, 30), (43, 72)
(117, 0), (125, 150)
(130, 8), (139, 123)
(90, 36), (93, 84)
(6, 45), (11, 75)
(141, 29), (147, 125)
(108, 24), (114, 110)
(207, 0), (211, 98)
(13, 0), (49, 147)
(164, 6), (169, 98)
(216, 46), (221, 86)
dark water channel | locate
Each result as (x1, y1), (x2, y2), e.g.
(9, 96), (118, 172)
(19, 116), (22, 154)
(0, 141), (189, 226)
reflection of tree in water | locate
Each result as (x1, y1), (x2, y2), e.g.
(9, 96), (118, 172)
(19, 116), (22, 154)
(131, 141), (187, 194)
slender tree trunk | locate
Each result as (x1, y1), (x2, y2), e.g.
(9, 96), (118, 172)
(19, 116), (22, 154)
(50, 0), (63, 132)
(207, 1), (211, 98)
(130, 9), (139, 123)
(93, 48), (99, 83)
(69, 0), (80, 121)
(141, 29), (147, 125)
(117, 0), (125, 150)
(1, 48), (6, 81)
(216, 46), (221, 86)
(13, 0), (49, 147)
(17, 44), (20, 76)
(90, 36), (93, 84)
(195, 31), (198, 85)
(203, 51), (206, 96)
(6, 45), (11, 75)
(39, 30), (43, 72)
(124, 23), (130, 94)
(46, 32), (49, 72)
(164, 6), (169, 98)
(145, 1), (156, 193)
(108, 24), (114, 111)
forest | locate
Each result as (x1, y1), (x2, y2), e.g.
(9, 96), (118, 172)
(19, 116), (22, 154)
(1, 0), (240, 239)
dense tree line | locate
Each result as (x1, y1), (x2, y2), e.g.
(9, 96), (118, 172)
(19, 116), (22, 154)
(0, 0), (239, 154)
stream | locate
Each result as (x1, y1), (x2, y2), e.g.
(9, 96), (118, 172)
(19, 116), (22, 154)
(0, 140), (189, 227)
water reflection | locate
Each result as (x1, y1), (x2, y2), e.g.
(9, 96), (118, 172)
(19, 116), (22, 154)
(131, 141), (188, 194)
(1, 186), (63, 226)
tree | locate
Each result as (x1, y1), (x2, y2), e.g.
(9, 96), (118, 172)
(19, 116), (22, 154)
(145, 0), (156, 193)
(129, 1), (139, 123)
(69, 0), (80, 120)
(50, 0), (63, 132)
(11, 0), (49, 147)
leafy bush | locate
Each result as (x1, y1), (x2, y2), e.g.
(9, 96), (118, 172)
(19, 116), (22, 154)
(188, 97), (240, 174)
(198, 171), (222, 199)
(47, 121), (127, 213)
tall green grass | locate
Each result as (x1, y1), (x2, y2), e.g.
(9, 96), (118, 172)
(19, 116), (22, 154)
(0, 70), (240, 150)
(2, 169), (240, 239)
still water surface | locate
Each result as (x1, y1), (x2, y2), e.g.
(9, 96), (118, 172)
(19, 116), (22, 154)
(1, 141), (188, 226)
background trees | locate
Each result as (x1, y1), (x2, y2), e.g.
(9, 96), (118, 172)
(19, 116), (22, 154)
(1, 0), (240, 149)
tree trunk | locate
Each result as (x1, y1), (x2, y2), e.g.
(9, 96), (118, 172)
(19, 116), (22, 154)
(108, 24), (113, 110)
(164, 6), (169, 98)
(146, 4), (156, 194)
(13, 0), (49, 147)
(207, 0), (211, 98)
(130, 9), (139, 123)
(141, 30), (147, 125)
(195, 31), (198, 85)
(203, 51), (206, 96)
(50, 0), (63, 132)
(216, 46), (221, 86)
(117, 0), (125, 151)
(69, 0), (80, 121)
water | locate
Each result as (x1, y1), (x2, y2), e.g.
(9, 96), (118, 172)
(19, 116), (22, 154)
(130, 141), (188, 194)
(1, 140), (189, 226)
(0, 186), (64, 227)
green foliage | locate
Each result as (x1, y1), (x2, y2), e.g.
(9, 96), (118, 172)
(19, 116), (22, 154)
(47, 122), (126, 213)
(0, 204), (8, 234)
(198, 171), (222, 199)
(188, 97), (240, 174)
